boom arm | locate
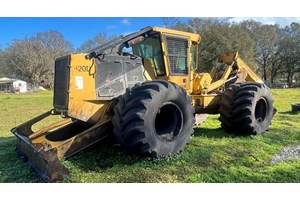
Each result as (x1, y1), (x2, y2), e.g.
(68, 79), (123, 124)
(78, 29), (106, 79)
(204, 51), (263, 93)
(219, 51), (263, 83)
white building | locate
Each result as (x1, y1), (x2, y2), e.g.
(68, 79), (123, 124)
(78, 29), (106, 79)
(12, 80), (28, 93)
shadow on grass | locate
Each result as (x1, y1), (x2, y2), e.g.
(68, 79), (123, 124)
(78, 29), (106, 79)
(65, 136), (141, 173)
(0, 127), (253, 182)
(0, 135), (141, 182)
(278, 111), (300, 115)
(193, 127), (241, 139)
(67, 128), (239, 174)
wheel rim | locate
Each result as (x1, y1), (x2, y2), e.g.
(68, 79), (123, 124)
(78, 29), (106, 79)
(255, 97), (268, 123)
(155, 102), (183, 142)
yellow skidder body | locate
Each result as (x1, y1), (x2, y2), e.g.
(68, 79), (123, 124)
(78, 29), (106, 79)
(12, 26), (276, 182)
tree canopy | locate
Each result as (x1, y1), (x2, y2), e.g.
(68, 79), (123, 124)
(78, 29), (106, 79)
(2, 31), (73, 87)
(0, 18), (299, 87)
(77, 33), (118, 52)
(165, 17), (300, 86)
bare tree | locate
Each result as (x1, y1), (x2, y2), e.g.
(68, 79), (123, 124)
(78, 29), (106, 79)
(36, 30), (73, 86)
(36, 30), (73, 60)
(6, 37), (48, 87)
(77, 33), (118, 52)
(162, 17), (180, 28)
(5, 31), (73, 89)
(0, 50), (9, 76)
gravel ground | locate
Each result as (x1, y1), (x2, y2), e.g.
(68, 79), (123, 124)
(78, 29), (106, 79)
(271, 145), (300, 164)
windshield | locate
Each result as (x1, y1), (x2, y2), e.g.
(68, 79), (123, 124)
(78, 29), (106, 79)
(132, 34), (165, 76)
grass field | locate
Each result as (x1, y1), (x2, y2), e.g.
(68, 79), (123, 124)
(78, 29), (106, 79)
(0, 89), (300, 183)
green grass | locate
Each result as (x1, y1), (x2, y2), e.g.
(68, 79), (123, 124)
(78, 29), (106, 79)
(0, 89), (300, 183)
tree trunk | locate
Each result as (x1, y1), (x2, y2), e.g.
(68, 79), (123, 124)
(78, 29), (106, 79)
(289, 71), (294, 87)
(270, 75), (275, 85)
(32, 82), (39, 92)
(270, 61), (280, 85)
(287, 72), (291, 87)
(262, 59), (267, 81)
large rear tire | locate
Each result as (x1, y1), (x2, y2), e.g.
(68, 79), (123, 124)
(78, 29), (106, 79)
(219, 82), (274, 135)
(112, 80), (194, 157)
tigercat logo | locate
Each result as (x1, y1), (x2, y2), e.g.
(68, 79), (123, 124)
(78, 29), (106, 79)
(74, 66), (90, 72)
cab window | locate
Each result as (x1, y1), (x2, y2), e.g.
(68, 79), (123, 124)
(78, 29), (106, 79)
(132, 34), (166, 76)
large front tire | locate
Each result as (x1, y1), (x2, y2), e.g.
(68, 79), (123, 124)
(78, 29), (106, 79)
(112, 80), (194, 157)
(219, 82), (274, 135)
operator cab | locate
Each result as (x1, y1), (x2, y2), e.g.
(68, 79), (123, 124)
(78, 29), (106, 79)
(120, 27), (201, 91)
(86, 26), (201, 94)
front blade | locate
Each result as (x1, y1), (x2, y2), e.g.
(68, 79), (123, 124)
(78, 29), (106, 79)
(13, 128), (69, 182)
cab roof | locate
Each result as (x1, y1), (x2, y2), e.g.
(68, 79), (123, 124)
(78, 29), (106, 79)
(151, 26), (201, 44)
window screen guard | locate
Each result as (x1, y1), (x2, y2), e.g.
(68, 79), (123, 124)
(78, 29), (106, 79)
(166, 37), (188, 75)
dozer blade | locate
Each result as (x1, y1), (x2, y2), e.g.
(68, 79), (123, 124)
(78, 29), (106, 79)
(11, 110), (112, 182)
